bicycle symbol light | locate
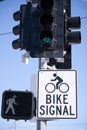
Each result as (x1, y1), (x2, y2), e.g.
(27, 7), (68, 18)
(45, 73), (69, 93)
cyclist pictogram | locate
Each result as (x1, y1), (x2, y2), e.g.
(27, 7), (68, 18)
(45, 73), (69, 93)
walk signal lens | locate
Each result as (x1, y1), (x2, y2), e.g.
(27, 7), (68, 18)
(1, 90), (34, 120)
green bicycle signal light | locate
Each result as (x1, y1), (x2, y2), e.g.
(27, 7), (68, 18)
(40, 30), (53, 47)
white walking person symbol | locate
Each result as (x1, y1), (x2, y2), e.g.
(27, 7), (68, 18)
(5, 95), (18, 115)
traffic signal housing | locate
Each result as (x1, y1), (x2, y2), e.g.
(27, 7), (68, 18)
(47, 0), (81, 69)
(1, 90), (34, 120)
(12, 3), (32, 51)
(12, 1), (65, 58)
(65, 16), (81, 44)
(12, 0), (81, 60)
(29, 0), (65, 58)
(63, 0), (81, 69)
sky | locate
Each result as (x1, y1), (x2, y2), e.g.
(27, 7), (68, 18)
(0, 0), (87, 130)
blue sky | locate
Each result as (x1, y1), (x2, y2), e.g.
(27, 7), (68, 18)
(0, 0), (87, 130)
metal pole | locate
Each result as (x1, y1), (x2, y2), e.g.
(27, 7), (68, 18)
(37, 120), (47, 130)
(37, 58), (47, 130)
(15, 121), (16, 130)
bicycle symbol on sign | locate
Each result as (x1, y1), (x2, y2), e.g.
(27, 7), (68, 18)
(45, 73), (69, 93)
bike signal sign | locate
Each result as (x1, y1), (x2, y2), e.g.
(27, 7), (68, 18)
(37, 70), (77, 119)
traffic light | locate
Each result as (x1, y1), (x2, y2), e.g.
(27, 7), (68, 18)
(12, 1), (65, 58)
(30, 0), (65, 58)
(47, 0), (71, 69)
(12, 2), (32, 51)
(55, 0), (72, 69)
(12, 1), (81, 60)
(65, 16), (81, 43)
(1, 90), (34, 120)
(64, 0), (81, 69)
(48, 0), (81, 69)
(64, 0), (81, 44)
(39, 0), (53, 49)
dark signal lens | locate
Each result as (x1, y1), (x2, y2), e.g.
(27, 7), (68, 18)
(40, 0), (53, 10)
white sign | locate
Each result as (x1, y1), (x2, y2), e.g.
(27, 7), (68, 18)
(37, 70), (77, 119)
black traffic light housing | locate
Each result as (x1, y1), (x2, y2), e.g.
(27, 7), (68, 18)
(64, 0), (81, 69)
(65, 16), (81, 43)
(12, 0), (81, 60)
(47, 0), (81, 69)
(30, 0), (54, 58)
(12, 2), (32, 51)
(12, 0), (64, 58)
(30, 0), (65, 58)
(12, 1), (65, 58)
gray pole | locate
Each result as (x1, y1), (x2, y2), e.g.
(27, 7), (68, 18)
(15, 121), (16, 130)
(37, 120), (47, 130)
(37, 58), (47, 130)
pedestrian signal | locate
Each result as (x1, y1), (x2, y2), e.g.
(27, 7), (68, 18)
(1, 90), (34, 120)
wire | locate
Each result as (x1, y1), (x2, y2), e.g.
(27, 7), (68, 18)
(0, 32), (12, 35)
(81, 16), (87, 19)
